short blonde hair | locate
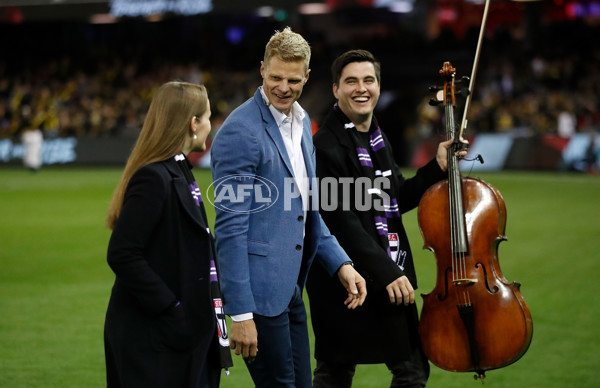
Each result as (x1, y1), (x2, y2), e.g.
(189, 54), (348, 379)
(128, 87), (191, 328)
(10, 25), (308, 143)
(264, 27), (311, 73)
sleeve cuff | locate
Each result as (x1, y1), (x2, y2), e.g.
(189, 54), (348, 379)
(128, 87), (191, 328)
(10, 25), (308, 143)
(230, 312), (254, 322)
(336, 260), (354, 273)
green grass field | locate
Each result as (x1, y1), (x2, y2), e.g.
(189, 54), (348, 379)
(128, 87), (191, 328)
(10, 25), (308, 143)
(1, 166), (599, 387)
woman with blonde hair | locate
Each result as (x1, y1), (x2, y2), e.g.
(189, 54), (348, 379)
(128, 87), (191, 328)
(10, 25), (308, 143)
(104, 81), (231, 388)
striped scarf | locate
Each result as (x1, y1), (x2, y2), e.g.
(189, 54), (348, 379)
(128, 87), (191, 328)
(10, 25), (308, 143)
(333, 105), (406, 268)
(174, 154), (233, 372)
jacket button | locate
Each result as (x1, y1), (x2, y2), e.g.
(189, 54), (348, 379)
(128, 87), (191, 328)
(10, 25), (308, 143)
(297, 215), (304, 222)
(296, 245), (302, 251)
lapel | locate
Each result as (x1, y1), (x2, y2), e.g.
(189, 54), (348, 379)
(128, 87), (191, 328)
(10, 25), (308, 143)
(301, 127), (320, 242)
(255, 90), (295, 178)
(324, 109), (363, 177)
(301, 127), (314, 180)
(164, 159), (209, 232)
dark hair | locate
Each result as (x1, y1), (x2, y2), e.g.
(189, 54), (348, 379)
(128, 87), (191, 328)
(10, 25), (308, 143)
(331, 49), (381, 85)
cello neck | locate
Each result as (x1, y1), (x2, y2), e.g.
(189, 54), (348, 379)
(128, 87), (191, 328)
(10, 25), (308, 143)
(441, 62), (468, 256)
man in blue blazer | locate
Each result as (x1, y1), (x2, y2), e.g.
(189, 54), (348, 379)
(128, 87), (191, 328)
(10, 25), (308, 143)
(210, 27), (367, 387)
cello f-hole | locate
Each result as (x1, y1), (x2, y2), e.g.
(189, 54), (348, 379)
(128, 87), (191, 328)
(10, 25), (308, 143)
(475, 262), (500, 294)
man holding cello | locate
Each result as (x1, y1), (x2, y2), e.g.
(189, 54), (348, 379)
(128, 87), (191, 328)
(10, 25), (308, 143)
(306, 49), (467, 388)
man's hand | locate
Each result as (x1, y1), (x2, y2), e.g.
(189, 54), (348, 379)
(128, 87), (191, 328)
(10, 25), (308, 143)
(436, 136), (469, 171)
(385, 275), (415, 306)
(230, 319), (258, 364)
(337, 264), (367, 309)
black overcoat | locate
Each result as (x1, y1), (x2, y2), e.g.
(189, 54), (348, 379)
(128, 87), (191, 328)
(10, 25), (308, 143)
(104, 157), (218, 387)
(306, 110), (446, 364)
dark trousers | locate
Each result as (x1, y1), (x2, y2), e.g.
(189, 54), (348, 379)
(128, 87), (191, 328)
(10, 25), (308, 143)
(246, 285), (311, 388)
(198, 363), (221, 388)
(312, 344), (430, 388)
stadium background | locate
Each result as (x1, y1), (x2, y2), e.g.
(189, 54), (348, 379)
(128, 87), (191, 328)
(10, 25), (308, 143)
(1, 1), (600, 387)
(1, 0), (599, 172)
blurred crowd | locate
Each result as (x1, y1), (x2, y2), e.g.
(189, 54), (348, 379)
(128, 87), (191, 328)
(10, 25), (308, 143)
(1, 18), (599, 142)
(412, 52), (600, 138)
(0, 58), (257, 139)
(409, 20), (600, 139)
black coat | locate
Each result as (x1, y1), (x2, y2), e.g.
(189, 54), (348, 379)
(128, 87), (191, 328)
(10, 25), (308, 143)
(104, 158), (218, 387)
(306, 110), (446, 364)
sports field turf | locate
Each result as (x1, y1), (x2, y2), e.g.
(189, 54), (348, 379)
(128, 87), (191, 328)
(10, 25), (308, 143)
(1, 166), (599, 387)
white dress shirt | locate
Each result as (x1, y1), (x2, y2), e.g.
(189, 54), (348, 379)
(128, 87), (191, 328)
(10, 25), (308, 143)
(260, 87), (309, 217)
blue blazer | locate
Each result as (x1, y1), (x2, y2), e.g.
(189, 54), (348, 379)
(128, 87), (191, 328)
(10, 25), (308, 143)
(210, 89), (349, 317)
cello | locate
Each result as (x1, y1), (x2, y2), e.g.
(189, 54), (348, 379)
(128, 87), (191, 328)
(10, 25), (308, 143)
(417, 64), (533, 380)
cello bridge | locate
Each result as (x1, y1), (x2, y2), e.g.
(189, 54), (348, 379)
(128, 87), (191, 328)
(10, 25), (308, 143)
(453, 278), (478, 287)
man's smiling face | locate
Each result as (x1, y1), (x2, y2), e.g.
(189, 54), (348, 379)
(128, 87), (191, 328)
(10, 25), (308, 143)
(333, 61), (380, 127)
(260, 56), (310, 115)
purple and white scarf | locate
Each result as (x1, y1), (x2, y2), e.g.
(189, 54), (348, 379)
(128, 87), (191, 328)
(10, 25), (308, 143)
(333, 106), (405, 266)
(174, 154), (233, 371)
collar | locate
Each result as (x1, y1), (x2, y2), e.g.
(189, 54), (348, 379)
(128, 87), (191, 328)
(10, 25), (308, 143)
(174, 153), (193, 169)
(333, 102), (378, 134)
(259, 86), (305, 127)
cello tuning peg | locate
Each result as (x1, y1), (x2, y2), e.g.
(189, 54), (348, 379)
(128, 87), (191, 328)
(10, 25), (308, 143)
(457, 76), (470, 84)
(429, 98), (442, 106)
(457, 88), (471, 98)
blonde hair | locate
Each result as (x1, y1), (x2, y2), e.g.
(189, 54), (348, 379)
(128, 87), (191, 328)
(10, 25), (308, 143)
(106, 81), (208, 229)
(264, 27), (311, 73)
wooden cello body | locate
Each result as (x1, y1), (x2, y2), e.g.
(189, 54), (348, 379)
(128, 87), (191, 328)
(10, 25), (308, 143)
(417, 62), (533, 379)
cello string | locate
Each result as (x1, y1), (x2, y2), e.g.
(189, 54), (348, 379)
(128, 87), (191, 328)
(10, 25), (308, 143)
(447, 105), (459, 283)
